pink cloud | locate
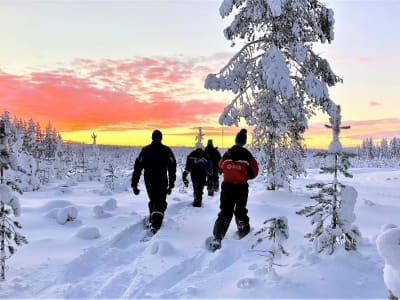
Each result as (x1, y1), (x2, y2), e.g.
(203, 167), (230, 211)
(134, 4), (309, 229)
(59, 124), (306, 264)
(369, 101), (382, 106)
(0, 55), (230, 133)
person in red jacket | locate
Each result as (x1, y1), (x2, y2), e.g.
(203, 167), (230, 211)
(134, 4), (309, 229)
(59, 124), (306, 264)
(209, 129), (259, 251)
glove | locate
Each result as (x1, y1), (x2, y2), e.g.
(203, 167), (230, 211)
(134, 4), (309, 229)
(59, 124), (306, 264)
(167, 184), (174, 195)
(182, 170), (189, 187)
(132, 186), (140, 195)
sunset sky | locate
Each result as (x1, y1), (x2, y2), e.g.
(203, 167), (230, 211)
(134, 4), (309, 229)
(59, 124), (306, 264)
(1, 0), (399, 149)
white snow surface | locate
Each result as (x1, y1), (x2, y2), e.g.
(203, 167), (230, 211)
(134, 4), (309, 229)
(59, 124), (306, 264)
(0, 167), (399, 298)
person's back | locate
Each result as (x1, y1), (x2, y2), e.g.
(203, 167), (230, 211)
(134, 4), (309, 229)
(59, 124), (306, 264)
(205, 141), (221, 171)
(183, 144), (212, 207)
(219, 145), (257, 184)
(208, 129), (258, 251)
(138, 141), (176, 180)
(131, 129), (176, 234)
(204, 139), (222, 195)
(186, 148), (210, 176)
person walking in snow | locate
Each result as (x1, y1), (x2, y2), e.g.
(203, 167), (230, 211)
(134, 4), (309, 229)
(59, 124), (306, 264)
(209, 129), (259, 251)
(204, 139), (222, 196)
(131, 129), (177, 234)
(182, 142), (212, 207)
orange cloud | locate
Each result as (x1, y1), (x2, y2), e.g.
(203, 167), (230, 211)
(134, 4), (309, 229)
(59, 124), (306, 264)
(0, 56), (230, 135)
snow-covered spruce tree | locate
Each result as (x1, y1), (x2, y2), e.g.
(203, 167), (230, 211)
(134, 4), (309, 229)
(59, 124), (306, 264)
(0, 120), (28, 281)
(251, 216), (289, 272)
(297, 106), (360, 254)
(205, 0), (341, 190)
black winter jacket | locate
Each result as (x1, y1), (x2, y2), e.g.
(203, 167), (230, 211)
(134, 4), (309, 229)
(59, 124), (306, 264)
(131, 141), (176, 188)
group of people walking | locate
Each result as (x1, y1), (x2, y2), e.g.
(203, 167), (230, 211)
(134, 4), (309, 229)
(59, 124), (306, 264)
(131, 128), (259, 250)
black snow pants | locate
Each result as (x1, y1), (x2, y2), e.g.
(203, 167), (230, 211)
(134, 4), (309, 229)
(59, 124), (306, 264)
(144, 175), (168, 230)
(207, 172), (220, 194)
(213, 182), (249, 240)
(191, 172), (207, 205)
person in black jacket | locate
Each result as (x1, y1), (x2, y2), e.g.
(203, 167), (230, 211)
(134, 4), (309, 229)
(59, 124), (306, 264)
(131, 129), (176, 234)
(182, 142), (212, 207)
(204, 139), (222, 196)
(208, 129), (259, 251)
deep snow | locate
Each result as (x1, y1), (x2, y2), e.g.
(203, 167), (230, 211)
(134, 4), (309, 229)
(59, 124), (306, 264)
(1, 167), (399, 299)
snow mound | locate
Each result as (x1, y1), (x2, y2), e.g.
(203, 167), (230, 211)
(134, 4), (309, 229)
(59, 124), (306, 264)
(376, 225), (400, 297)
(39, 200), (74, 212)
(150, 240), (181, 257)
(93, 205), (112, 218)
(102, 198), (117, 210)
(57, 205), (78, 225)
(76, 226), (101, 240)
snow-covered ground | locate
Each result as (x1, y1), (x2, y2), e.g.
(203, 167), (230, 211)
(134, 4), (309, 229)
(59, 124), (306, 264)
(1, 167), (399, 299)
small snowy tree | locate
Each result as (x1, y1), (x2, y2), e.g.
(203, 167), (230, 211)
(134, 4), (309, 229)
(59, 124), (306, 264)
(251, 216), (289, 272)
(91, 132), (97, 145)
(297, 106), (360, 254)
(205, 0), (341, 190)
(195, 127), (204, 148)
(104, 163), (117, 191)
(0, 120), (28, 281)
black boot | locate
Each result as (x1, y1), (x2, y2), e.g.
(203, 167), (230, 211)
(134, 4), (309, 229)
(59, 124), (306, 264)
(209, 237), (221, 251)
(193, 199), (202, 207)
(237, 220), (250, 239)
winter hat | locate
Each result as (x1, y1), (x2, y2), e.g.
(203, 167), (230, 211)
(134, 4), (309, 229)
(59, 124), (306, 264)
(207, 139), (213, 147)
(152, 129), (163, 141)
(235, 129), (247, 146)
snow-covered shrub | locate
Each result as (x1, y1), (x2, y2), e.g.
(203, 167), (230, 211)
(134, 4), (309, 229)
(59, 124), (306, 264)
(56, 206), (78, 225)
(75, 226), (100, 240)
(251, 216), (289, 273)
(376, 225), (400, 299)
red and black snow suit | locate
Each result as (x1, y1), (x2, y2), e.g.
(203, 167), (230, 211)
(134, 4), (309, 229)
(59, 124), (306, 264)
(131, 140), (176, 231)
(212, 145), (259, 240)
(182, 148), (212, 207)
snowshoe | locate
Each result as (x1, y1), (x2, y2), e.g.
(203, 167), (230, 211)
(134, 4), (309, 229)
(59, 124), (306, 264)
(234, 222), (251, 240)
(205, 236), (221, 252)
(139, 229), (154, 242)
(143, 216), (151, 229)
(150, 225), (159, 235)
